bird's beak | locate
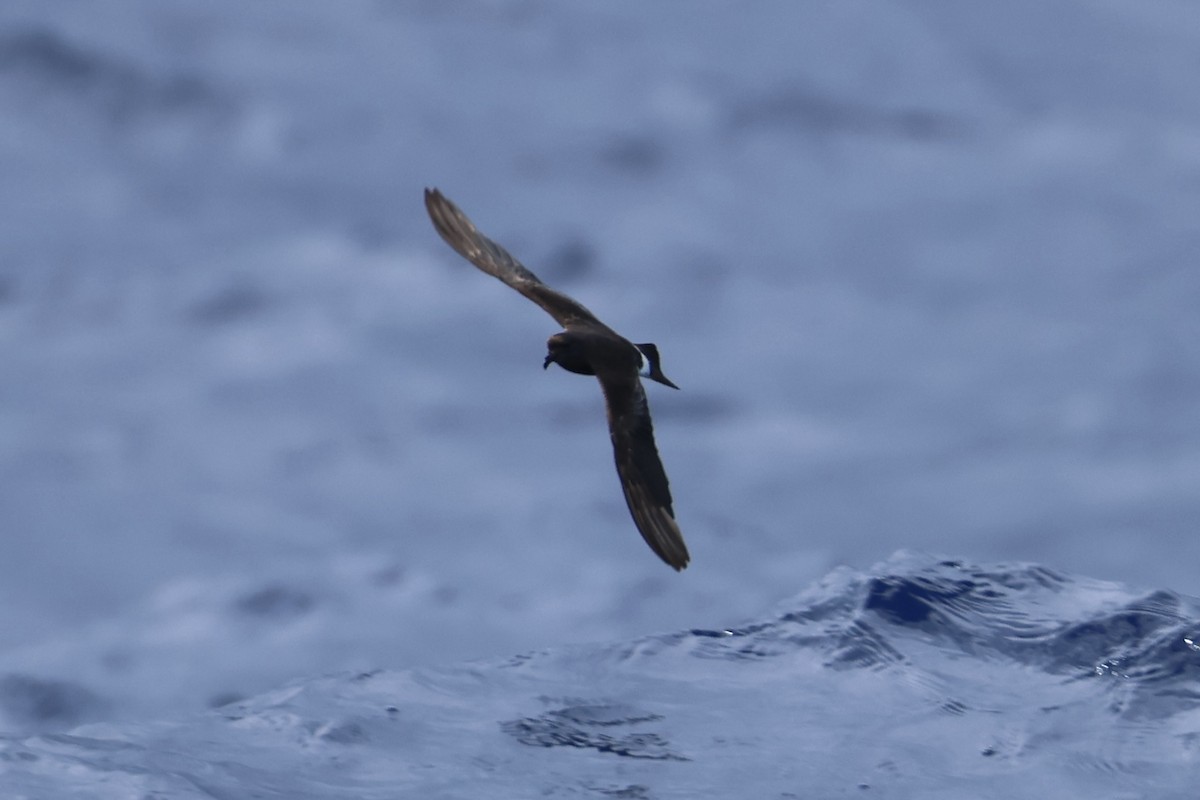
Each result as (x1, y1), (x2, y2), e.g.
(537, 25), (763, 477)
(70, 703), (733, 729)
(543, 354), (554, 370)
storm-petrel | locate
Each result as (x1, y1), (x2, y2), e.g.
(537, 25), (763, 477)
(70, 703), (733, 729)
(424, 188), (690, 571)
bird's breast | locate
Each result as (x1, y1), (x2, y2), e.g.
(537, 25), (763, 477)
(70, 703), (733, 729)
(555, 355), (596, 376)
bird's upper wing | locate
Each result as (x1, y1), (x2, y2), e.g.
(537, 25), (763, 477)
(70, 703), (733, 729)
(425, 188), (608, 330)
(599, 373), (690, 571)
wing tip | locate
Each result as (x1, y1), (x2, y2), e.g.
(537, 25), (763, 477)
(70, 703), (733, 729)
(424, 187), (477, 256)
(424, 186), (451, 221)
(663, 541), (691, 571)
(645, 512), (691, 572)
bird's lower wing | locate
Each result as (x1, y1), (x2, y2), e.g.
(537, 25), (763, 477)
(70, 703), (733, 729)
(604, 379), (690, 571)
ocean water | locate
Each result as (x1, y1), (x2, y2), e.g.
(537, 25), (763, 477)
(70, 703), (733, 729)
(1, 1), (1199, 795)
(4, 554), (1199, 797)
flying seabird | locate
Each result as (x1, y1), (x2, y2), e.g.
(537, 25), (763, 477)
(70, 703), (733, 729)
(424, 188), (690, 571)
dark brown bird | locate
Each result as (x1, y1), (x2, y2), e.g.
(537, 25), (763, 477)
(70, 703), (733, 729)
(424, 188), (690, 571)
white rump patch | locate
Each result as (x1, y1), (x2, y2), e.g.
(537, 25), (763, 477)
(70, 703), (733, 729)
(637, 347), (652, 378)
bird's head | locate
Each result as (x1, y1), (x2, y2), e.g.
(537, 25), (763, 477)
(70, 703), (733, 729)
(543, 333), (594, 376)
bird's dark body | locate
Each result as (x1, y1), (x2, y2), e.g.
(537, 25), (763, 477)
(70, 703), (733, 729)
(424, 188), (690, 571)
(547, 330), (636, 377)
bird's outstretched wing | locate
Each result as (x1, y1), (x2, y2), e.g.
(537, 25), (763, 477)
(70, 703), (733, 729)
(425, 188), (607, 330)
(600, 375), (691, 571)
